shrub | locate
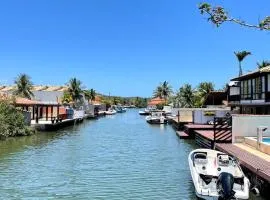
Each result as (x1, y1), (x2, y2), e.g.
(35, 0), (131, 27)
(0, 99), (35, 139)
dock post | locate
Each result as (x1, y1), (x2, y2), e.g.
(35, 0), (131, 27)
(51, 106), (53, 120)
(46, 106), (48, 121)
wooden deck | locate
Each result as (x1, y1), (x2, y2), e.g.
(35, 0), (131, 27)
(176, 131), (190, 139)
(194, 129), (232, 149)
(216, 143), (270, 182)
(183, 124), (215, 139)
(195, 130), (232, 141)
(184, 124), (213, 129)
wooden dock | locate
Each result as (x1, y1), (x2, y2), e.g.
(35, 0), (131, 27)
(176, 131), (190, 139)
(216, 143), (270, 182)
(33, 118), (84, 131)
(175, 117), (233, 149)
(195, 130), (232, 149)
(184, 124), (214, 138)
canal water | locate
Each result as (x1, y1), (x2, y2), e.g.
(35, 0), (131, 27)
(0, 109), (264, 199)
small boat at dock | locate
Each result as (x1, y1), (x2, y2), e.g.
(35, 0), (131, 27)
(188, 149), (249, 200)
(145, 111), (167, 124)
(105, 109), (117, 115)
(139, 107), (156, 115)
(115, 106), (127, 113)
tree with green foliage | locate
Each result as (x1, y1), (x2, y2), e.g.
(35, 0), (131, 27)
(197, 82), (215, 107)
(153, 81), (173, 104)
(67, 78), (83, 102)
(176, 84), (195, 108)
(0, 99), (35, 139)
(84, 88), (96, 103)
(134, 97), (148, 108)
(62, 91), (73, 104)
(198, 3), (270, 31)
(13, 74), (34, 99)
(257, 60), (270, 69)
(234, 51), (251, 76)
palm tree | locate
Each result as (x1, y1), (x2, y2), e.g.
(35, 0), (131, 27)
(234, 51), (251, 76)
(153, 86), (163, 98)
(177, 84), (194, 108)
(84, 89), (96, 103)
(89, 89), (96, 102)
(197, 82), (215, 106)
(67, 78), (83, 103)
(13, 74), (34, 99)
(153, 81), (173, 104)
(161, 81), (173, 103)
(257, 60), (270, 69)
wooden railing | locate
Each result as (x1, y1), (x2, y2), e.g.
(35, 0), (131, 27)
(213, 116), (232, 148)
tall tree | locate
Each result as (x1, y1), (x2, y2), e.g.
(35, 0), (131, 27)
(257, 60), (270, 69)
(84, 88), (96, 103)
(234, 51), (251, 76)
(197, 82), (215, 106)
(153, 81), (173, 104)
(153, 86), (163, 98)
(177, 84), (195, 108)
(13, 74), (34, 99)
(89, 89), (96, 102)
(67, 78), (83, 103)
(198, 3), (270, 31)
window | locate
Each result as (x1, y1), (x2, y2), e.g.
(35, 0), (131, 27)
(253, 76), (265, 100)
(241, 76), (265, 100)
(268, 74), (270, 92)
(241, 80), (251, 99)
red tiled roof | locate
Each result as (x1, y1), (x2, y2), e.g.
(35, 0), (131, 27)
(148, 97), (165, 106)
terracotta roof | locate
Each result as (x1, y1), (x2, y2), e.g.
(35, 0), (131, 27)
(148, 97), (166, 106)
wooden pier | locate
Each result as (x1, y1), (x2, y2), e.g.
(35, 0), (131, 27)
(175, 117), (232, 149)
(216, 143), (270, 198)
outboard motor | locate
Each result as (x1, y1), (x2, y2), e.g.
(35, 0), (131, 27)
(217, 172), (235, 200)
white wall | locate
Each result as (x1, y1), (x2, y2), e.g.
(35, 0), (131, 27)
(232, 115), (270, 143)
(73, 110), (85, 119)
(171, 108), (230, 124)
(193, 110), (230, 124)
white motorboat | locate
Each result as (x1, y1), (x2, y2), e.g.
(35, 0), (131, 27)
(139, 107), (157, 115)
(188, 149), (250, 200)
(105, 109), (117, 115)
(145, 111), (167, 124)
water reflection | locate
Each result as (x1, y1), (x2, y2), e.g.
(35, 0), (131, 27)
(0, 109), (265, 200)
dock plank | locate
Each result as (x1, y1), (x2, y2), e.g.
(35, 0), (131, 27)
(176, 131), (190, 139)
(195, 130), (232, 142)
(216, 143), (270, 182)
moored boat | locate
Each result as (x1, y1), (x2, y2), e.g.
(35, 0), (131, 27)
(116, 106), (127, 113)
(139, 107), (156, 115)
(145, 111), (167, 124)
(188, 149), (250, 200)
(105, 109), (117, 115)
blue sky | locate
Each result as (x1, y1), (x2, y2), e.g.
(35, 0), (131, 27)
(0, 0), (269, 97)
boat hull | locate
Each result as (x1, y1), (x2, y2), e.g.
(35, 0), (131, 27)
(188, 149), (249, 200)
(139, 112), (150, 116)
(146, 119), (168, 124)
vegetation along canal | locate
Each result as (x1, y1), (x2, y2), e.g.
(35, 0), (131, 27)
(0, 109), (265, 199)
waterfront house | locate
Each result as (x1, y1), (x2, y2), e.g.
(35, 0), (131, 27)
(228, 66), (270, 114)
(90, 95), (106, 115)
(203, 91), (228, 108)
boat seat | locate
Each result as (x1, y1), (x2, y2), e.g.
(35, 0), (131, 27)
(194, 153), (208, 165)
